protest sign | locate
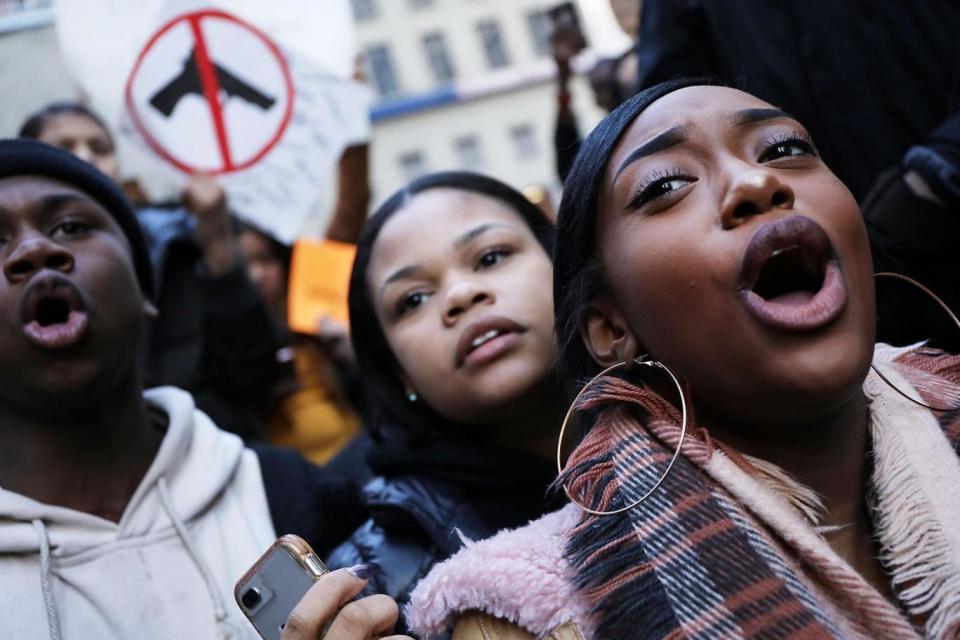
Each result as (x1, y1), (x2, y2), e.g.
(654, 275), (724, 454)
(125, 9), (295, 175)
(287, 238), (357, 333)
(56, 0), (370, 243)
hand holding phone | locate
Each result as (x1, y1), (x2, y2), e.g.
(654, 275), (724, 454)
(236, 535), (329, 640)
(236, 535), (412, 640)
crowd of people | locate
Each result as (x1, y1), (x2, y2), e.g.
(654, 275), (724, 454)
(2, 2), (960, 639)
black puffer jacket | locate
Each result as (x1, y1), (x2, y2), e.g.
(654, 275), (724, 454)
(326, 438), (558, 636)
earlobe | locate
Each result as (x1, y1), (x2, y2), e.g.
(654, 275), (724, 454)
(395, 368), (418, 403)
(580, 300), (640, 367)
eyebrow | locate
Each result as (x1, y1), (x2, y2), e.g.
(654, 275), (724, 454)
(453, 222), (511, 249)
(613, 125), (688, 183)
(730, 108), (795, 127)
(611, 108), (800, 188)
(41, 192), (99, 216)
(379, 223), (514, 297)
(0, 192), (96, 219)
(380, 264), (423, 297)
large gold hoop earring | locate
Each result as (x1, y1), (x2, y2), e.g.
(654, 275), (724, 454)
(873, 272), (960, 412)
(556, 355), (688, 516)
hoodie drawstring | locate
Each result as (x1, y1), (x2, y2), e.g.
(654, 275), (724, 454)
(31, 519), (62, 640)
(158, 477), (238, 640)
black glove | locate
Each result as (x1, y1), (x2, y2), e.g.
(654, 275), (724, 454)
(903, 110), (960, 207)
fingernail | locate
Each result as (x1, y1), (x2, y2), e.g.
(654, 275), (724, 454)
(346, 563), (378, 580)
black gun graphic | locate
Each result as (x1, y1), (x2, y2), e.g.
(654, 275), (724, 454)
(149, 47), (276, 117)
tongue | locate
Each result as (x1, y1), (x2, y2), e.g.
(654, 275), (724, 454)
(766, 290), (816, 306)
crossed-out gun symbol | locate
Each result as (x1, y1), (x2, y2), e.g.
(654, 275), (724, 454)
(149, 47), (276, 117)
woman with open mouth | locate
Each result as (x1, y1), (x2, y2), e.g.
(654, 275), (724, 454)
(405, 80), (960, 639)
(325, 172), (563, 635)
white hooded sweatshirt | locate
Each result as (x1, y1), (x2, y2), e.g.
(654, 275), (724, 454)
(0, 387), (277, 640)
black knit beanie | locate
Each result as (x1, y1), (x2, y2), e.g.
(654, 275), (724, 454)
(0, 138), (153, 298)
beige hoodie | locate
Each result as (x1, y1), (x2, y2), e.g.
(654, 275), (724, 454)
(0, 387), (276, 640)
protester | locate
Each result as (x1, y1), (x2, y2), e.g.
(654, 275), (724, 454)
(325, 171), (564, 634)
(237, 141), (373, 466)
(238, 223), (362, 464)
(20, 102), (280, 440)
(0, 139), (384, 639)
(552, 25), (636, 182)
(633, 1), (960, 354)
(405, 81), (960, 639)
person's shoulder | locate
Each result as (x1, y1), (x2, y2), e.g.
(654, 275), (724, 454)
(880, 342), (960, 406)
(354, 473), (469, 550)
(327, 477), (450, 601)
(406, 504), (589, 640)
(135, 205), (194, 239)
(884, 343), (960, 384)
(875, 343), (960, 449)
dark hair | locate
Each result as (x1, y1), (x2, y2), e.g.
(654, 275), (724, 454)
(553, 77), (716, 393)
(236, 220), (293, 278)
(19, 102), (113, 143)
(349, 171), (555, 441)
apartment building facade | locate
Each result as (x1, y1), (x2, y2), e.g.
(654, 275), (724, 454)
(353, 0), (606, 203)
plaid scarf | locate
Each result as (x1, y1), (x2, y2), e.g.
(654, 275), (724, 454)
(561, 345), (960, 640)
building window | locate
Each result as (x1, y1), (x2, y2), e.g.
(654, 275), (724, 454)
(0, 0), (52, 13)
(477, 19), (510, 70)
(455, 135), (484, 169)
(408, 0), (433, 8)
(423, 32), (456, 84)
(350, 0), (378, 21)
(366, 45), (400, 97)
(526, 10), (552, 57)
(510, 124), (538, 159)
(0, 0), (54, 32)
(399, 151), (427, 182)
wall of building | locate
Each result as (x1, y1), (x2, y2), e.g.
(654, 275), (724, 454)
(354, 0), (607, 205)
(0, 20), (75, 137)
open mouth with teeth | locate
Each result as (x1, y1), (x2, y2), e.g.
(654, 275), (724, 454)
(456, 317), (527, 368)
(471, 329), (504, 350)
(21, 277), (90, 350)
(739, 215), (848, 332)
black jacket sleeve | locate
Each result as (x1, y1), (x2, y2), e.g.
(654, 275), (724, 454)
(862, 167), (960, 352)
(197, 258), (283, 401)
(636, 0), (718, 90)
(252, 443), (367, 556)
(555, 115), (581, 183)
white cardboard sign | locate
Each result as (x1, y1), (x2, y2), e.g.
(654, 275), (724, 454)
(126, 9), (295, 175)
(56, 0), (368, 243)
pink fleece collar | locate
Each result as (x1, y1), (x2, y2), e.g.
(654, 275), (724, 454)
(406, 504), (593, 639)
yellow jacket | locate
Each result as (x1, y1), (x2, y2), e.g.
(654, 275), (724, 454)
(266, 342), (359, 464)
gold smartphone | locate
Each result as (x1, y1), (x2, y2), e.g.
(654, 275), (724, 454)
(235, 535), (328, 640)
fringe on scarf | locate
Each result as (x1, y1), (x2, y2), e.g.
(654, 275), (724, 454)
(867, 348), (960, 639)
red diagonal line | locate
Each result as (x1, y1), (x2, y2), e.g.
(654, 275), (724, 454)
(188, 15), (233, 171)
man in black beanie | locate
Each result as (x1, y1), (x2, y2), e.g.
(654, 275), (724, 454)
(20, 102), (280, 440)
(0, 139), (365, 639)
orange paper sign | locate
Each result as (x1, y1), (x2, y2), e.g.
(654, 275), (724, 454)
(287, 238), (357, 334)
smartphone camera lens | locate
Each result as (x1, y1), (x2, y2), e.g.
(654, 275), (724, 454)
(241, 587), (262, 610)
